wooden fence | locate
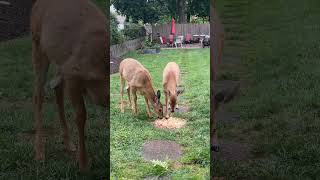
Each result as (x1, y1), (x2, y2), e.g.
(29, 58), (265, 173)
(110, 37), (144, 57)
(0, 0), (34, 41)
(152, 23), (210, 39)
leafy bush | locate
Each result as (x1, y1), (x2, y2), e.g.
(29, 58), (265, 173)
(122, 23), (146, 40)
(141, 36), (160, 49)
(110, 13), (125, 45)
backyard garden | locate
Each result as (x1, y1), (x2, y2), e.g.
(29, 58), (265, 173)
(110, 48), (210, 179)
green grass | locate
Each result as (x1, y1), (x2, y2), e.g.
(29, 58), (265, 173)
(110, 49), (210, 179)
(214, 0), (320, 179)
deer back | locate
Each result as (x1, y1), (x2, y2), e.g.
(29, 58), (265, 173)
(163, 62), (180, 92)
(31, 0), (108, 81)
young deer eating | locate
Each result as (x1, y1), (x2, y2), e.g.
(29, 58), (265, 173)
(31, 0), (108, 171)
(119, 58), (163, 119)
(162, 62), (180, 118)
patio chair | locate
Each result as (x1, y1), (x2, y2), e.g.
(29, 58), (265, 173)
(159, 36), (163, 44)
(175, 36), (183, 48)
(185, 33), (192, 44)
(168, 34), (174, 47)
(161, 36), (167, 44)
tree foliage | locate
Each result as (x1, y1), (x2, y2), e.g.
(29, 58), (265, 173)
(187, 0), (210, 20)
(111, 0), (168, 24)
(110, 13), (124, 45)
(111, 0), (209, 24)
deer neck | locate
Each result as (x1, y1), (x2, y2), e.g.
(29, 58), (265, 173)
(166, 79), (177, 95)
(145, 86), (157, 103)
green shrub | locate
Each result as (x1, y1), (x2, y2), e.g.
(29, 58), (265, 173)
(110, 13), (125, 45)
(122, 23), (145, 40)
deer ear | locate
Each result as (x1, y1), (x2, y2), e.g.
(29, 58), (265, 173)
(157, 90), (161, 99)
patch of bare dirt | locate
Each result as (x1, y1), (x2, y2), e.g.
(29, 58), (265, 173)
(153, 117), (186, 129)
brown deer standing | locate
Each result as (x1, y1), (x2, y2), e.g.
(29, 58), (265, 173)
(31, 0), (108, 171)
(119, 58), (163, 119)
(211, 2), (224, 153)
(162, 62), (181, 119)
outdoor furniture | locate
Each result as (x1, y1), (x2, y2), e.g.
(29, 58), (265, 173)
(193, 34), (200, 43)
(162, 36), (167, 44)
(202, 35), (210, 48)
(174, 36), (183, 48)
(168, 34), (175, 47)
(185, 33), (192, 44)
(199, 34), (207, 47)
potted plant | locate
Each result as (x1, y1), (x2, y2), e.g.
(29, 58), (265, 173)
(141, 36), (161, 54)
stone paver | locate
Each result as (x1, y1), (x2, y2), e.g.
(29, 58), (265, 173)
(142, 140), (183, 161)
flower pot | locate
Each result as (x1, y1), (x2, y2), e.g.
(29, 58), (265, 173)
(156, 47), (160, 53)
(143, 49), (156, 54)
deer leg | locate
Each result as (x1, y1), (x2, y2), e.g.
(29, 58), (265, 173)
(120, 75), (125, 113)
(165, 93), (169, 119)
(32, 42), (49, 161)
(54, 80), (75, 152)
(144, 97), (152, 118)
(131, 88), (138, 115)
(126, 85), (132, 107)
(66, 80), (88, 171)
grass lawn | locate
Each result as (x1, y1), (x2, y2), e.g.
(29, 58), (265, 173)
(110, 49), (210, 179)
(214, 0), (320, 179)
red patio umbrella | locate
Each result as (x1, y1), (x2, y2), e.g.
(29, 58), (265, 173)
(171, 17), (176, 35)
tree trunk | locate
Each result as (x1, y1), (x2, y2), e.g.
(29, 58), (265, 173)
(187, 13), (191, 23)
(178, 0), (187, 23)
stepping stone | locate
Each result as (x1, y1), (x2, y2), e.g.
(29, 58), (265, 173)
(177, 86), (185, 94)
(212, 140), (253, 161)
(214, 80), (240, 109)
(142, 140), (183, 161)
(215, 111), (240, 123)
(175, 106), (189, 113)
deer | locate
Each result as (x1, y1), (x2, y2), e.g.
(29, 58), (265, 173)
(162, 62), (181, 119)
(119, 58), (163, 119)
(31, 0), (108, 171)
